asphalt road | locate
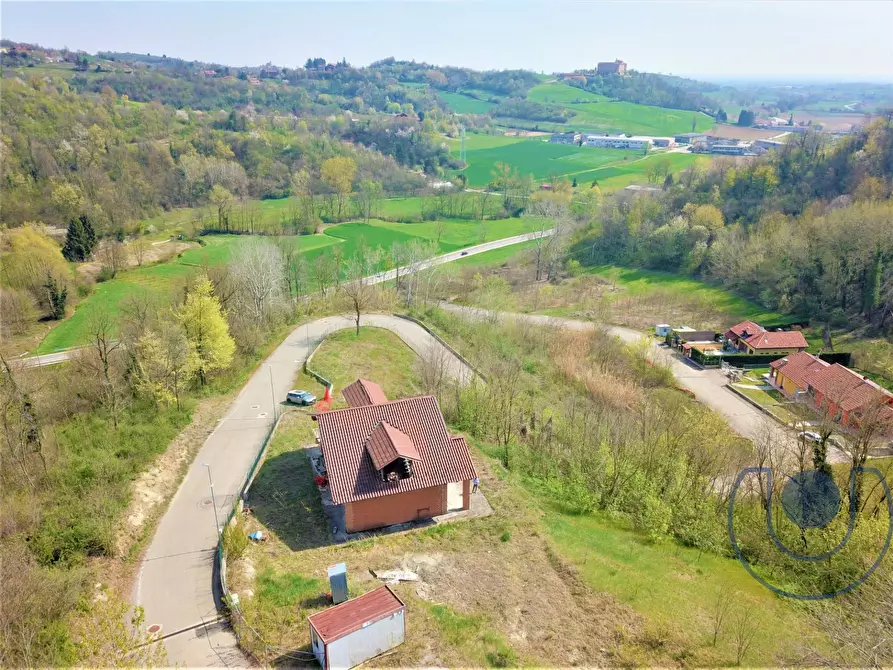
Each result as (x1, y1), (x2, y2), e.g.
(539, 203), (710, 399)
(133, 314), (475, 666)
(436, 303), (850, 462)
(15, 230), (552, 369)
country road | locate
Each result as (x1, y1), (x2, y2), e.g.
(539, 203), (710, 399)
(436, 302), (851, 463)
(15, 230), (551, 369)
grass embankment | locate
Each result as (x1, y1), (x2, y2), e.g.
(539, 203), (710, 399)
(438, 90), (497, 114)
(34, 217), (532, 353)
(232, 320), (823, 666)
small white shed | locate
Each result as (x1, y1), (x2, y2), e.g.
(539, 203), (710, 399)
(655, 324), (672, 337)
(309, 585), (405, 670)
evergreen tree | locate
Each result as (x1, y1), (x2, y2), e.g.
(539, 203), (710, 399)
(43, 275), (68, 320)
(572, 177), (578, 188)
(62, 217), (88, 261)
(81, 215), (97, 254)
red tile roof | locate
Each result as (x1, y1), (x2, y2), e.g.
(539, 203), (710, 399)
(770, 352), (829, 389)
(724, 321), (763, 341)
(365, 421), (421, 471)
(342, 379), (388, 407)
(839, 380), (892, 412)
(744, 330), (808, 350)
(804, 363), (864, 401)
(309, 585), (404, 644)
(314, 395), (476, 505)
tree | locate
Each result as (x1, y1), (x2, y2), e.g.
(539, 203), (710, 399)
(97, 241), (127, 279)
(209, 184), (233, 231)
(68, 593), (167, 667)
(321, 156), (356, 221)
(716, 107), (728, 123)
(131, 235), (149, 267)
(230, 238), (287, 326)
(691, 114), (698, 132)
(737, 109), (755, 127)
(341, 245), (382, 334)
(356, 179), (383, 223)
(177, 276), (235, 385)
(42, 275), (67, 320)
(81, 308), (125, 428)
(135, 320), (196, 410)
(61, 216), (96, 262)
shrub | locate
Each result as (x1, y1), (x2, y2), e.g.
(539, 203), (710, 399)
(96, 266), (115, 283)
(222, 517), (249, 561)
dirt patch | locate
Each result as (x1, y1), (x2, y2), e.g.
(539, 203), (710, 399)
(75, 239), (196, 283)
(503, 129), (549, 137)
(114, 393), (233, 559)
(790, 111), (867, 131)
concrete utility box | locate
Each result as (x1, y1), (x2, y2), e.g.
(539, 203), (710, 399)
(328, 563), (348, 604)
(655, 324), (672, 337)
(309, 585), (406, 670)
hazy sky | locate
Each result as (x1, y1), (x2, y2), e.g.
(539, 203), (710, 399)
(3, 1), (892, 81)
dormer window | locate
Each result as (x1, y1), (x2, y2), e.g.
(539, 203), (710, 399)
(365, 421), (420, 482)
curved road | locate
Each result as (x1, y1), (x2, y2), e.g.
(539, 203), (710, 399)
(134, 314), (475, 666)
(437, 303), (849, 463)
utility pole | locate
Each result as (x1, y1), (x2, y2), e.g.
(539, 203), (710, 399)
(201, 463), (221, 536)
(267, 364), (278, 421)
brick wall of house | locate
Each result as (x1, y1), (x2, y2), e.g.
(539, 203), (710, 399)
(345, 485), (447, 533)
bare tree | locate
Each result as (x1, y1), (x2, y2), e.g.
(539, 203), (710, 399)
(340, 246), (383, 334)
(98, 240), (127, 279)
(230, 238), (288, 325)
(80, 308), (125, 429)
(710, 588), (734, 647)
(0, 354), (47, 490)
(731, 602), (759, 665)
(130, 235), (149, 267)
(313, 250), (339, 300)
(417, 340), (451, 404)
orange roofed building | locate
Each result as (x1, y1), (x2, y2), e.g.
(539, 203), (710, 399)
(724, 320), (808, 356)
(312, 379), (476, 533)
(770, 353), (893, 427)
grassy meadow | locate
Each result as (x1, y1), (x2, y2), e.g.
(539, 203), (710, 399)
(453, 134), (700, 188)
(438, 90), (497, 114)
(34, 217), (532, 353)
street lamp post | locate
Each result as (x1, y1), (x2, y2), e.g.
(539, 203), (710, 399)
(201, 462), (221, 536)
(267, 364), (277, 421)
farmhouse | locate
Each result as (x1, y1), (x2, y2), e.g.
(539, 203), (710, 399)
(770, 351), (830, 396)
(313, 380), (476, 533)
(597, 59), (627, 76)
(709, 142), (752, 156)
(584, 134), (652, 150)
(723, 320), (808, 355)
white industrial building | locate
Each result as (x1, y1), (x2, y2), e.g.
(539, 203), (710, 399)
(584, 134), (653, 150)
(309, 586), (406, 670)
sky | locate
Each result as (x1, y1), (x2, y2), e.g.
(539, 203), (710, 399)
(3, 1), (893, 82)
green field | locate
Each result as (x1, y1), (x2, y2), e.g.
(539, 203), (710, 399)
(35, 218), (532, 353)
(453, 134), (700, 189)
(438, 90), (497, 114)
(457, 137), (640, 185)
(519, 83), (715, 136)
(581, 265), (786, 323)
(527, 82), (607, 104)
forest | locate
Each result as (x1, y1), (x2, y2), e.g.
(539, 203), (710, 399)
(580, 118), (893, 330)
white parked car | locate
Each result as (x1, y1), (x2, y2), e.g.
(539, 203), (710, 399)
(286, 389), (317, 406)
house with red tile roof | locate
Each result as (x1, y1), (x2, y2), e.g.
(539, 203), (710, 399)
(312, 380), (476, 533)
(723, 320), (808, 355)
(771, 356), (893, 427)
(770, 351), (830, 396)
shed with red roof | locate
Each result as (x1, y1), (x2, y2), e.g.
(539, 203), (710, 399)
(309, 585), (405, 670)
